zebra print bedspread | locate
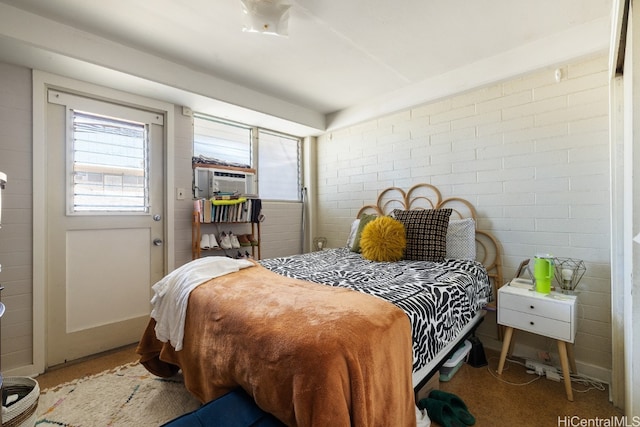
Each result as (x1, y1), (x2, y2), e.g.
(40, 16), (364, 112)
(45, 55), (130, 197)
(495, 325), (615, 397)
(259, 247), (492, 372)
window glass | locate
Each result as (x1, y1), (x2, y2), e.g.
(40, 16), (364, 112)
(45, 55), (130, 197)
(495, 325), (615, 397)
(192, 114), (301, 201)
(71, 110), (149, 213)
(193, 114), (251, 168)
(258, 130), (300, 201)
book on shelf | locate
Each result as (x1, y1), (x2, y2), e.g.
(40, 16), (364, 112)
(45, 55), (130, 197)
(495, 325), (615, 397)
(194, 198), (261, 224)
(203, 199), (212, 223)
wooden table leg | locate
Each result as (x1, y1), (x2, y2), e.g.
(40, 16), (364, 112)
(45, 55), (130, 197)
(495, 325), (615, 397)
(508, 329), (516, 356)
(497, 326), (514, 374)
(557, 340), (574, 401)
(566, 342), (577, 373)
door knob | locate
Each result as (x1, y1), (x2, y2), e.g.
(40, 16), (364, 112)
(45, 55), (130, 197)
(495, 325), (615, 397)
(153, 238), (163, 246)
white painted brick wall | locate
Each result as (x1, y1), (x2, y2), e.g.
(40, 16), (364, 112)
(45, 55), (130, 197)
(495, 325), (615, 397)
(174, 107), (198, 267)
(316, 54), (612, 373)
(260, 201), (303, 259)
(0, 62), (33, 370)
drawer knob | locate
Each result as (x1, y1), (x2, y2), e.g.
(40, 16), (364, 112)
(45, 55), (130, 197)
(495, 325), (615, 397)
(530, 305), (535, 309)
(530, 321), (535, 325)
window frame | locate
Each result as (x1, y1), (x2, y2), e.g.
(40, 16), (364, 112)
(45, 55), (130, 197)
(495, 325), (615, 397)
(69, 109), (150, 214)
(193, 113), (253, 168)
(256, 128), (302, 202)
(192, 113), (303, 202)
(48, 89), (163, 216)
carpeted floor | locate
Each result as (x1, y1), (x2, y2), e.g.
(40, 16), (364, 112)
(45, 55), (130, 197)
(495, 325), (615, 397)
(34, 344), (624, 426)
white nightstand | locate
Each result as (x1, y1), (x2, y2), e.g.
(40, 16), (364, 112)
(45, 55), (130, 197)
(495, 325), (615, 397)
(496, 282), (578, 401)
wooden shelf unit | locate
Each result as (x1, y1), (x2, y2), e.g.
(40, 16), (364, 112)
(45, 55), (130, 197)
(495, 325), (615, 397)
(192, 211), (261, 260)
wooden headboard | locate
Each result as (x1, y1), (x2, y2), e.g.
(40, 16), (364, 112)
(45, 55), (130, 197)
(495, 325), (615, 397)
(356, 183), (504, 299)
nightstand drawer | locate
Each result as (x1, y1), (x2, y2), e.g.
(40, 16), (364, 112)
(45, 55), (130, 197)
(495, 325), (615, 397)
(499, 307), (572, 341)
(499, 291), (571, 322)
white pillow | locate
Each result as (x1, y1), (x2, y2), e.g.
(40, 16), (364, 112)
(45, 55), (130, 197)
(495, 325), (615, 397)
(346, 219), (360, 248)
(446, 218), (476, 260)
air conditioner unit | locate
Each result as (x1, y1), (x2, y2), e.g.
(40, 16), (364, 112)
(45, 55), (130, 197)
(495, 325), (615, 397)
(194, 167), (257, 198)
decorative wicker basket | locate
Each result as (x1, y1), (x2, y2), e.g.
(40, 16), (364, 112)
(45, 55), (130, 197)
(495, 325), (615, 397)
(1, 376), (40, 427)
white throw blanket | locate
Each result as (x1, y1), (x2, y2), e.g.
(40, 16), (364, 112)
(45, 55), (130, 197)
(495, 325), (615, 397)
(150, 256), (254, 351)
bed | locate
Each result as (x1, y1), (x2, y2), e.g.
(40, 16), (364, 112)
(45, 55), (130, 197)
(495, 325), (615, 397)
(136, 183), (502, 426)
(261, 184), (502, 389)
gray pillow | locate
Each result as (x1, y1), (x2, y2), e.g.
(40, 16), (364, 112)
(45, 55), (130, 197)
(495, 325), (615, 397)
(350, 213), (377, 253)
(346, 219), (360, 248)
(446, 218), (476, 260)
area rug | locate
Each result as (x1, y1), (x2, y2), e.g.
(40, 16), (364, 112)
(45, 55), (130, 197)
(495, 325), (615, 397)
(35, 362), (201, 426)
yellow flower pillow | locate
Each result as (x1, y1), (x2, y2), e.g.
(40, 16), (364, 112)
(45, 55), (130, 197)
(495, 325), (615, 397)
(360, 216), (406, 262)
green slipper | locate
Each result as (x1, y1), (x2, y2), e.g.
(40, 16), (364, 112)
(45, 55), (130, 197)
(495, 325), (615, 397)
(429, 390), (476, 426)
(419, 398), (465, 427)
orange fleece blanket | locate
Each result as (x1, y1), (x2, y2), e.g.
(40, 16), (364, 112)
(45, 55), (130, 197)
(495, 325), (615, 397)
(137, 263), (416, 427)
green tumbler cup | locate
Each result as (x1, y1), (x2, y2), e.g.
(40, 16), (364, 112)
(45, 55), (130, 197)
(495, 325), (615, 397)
(534, 255), (554, 294)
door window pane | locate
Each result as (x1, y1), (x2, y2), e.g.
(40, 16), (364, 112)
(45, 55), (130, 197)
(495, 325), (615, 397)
(70, 111), (149, 213)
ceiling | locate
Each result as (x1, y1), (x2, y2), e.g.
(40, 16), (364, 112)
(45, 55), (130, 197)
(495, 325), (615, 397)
(0, 0), (613, 135)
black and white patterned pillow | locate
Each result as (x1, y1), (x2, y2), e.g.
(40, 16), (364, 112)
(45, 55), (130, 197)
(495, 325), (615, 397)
(393, 209), (452, 261)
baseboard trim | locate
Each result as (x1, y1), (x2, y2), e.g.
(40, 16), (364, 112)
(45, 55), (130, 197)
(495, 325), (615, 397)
(481, 336), (612, 385)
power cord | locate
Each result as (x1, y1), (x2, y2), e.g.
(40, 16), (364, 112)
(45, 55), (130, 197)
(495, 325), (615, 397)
(486, 356), (543, 386)
(487, 355), (607, 393)
(560, 372), (606, 393)
(538, 340), (606, 393)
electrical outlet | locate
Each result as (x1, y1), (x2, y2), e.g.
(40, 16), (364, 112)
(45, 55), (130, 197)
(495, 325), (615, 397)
(176, 188), (186, 200)
(538, 351), (551, 362)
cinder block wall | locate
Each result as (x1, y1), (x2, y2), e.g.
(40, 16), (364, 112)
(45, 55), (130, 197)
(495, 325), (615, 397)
(315, 54), (611, 378)
(173, 106), (197, 267)
(0, 62), (33, 371)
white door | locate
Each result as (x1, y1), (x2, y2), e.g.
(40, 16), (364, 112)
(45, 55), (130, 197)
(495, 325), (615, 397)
(46, 90), (165, 366)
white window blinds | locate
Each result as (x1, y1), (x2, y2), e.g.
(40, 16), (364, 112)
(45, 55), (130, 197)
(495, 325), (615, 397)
(193, 114), (252, 168)
(192, 113), (301, 201)
(71, 111), (149, 213)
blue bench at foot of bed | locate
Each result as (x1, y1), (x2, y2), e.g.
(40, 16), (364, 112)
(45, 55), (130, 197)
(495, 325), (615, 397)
(162, 388), (286, 427)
